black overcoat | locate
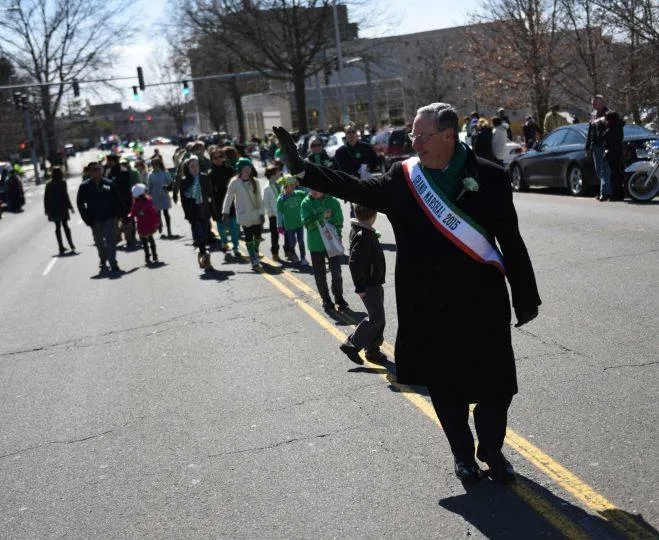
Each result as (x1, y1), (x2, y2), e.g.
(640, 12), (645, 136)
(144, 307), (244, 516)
(44, 179), (73, 222)
(299, 146), (541, 401)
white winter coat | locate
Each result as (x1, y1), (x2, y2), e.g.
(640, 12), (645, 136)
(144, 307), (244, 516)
(223, 177), (264, 226)
(263, 181), (280, 218)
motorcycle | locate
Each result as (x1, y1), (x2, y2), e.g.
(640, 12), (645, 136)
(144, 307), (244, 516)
(625, 139), (659, 202)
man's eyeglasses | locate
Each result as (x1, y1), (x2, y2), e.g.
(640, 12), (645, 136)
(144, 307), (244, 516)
(408, 131), (440, 143)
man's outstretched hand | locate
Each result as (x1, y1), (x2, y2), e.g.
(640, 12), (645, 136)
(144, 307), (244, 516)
(273, 126), (304, 175)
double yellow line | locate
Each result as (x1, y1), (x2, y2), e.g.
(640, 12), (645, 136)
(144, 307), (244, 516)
(245, 252), (653, 539)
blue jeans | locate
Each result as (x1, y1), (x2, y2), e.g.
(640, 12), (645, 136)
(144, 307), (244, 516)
(285, 227), (306, 260)
(593, 145), (611, 197)
(217, 216), (240, 250)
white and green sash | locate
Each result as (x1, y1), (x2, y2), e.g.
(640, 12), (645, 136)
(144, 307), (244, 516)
(402, 157), (505, 274)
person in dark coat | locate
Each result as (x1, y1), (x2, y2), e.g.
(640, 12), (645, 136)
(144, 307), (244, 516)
(273, 102), (541, 484)
(522, 116), (538, 149)
(180, 155), (215, 270)
(209, 148), (241, 257)
(44, 167), (75, 255)
(76, 161), (121, 273)
(603, 110), (625, 201)
(334, 126), (380, 218)
(586, 94), (611, 201)
(104, 153), (136, 246)
(340, 204), (388, 365)
(471, 118), (496, 164)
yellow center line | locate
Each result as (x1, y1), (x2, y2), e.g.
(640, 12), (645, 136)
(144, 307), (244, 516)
(250, 257), (587, 538)
(252, 253), (654, 539)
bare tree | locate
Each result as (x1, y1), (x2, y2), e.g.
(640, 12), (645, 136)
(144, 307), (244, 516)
(0, 0), (136, 158)
(463, 0), (567, 131)
(177, 0), (350, 134)
(590, 0), (658, 122)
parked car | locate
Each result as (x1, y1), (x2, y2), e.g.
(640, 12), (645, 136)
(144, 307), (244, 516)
(150, 136), (172, 145)
(324, 131), (345, 158)
(371, 126), (416, 172)
(509, 123), (658, 196)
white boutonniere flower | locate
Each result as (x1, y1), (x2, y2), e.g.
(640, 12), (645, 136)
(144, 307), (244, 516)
(102, 185), (111, 191)
(456, 176), (479, 201)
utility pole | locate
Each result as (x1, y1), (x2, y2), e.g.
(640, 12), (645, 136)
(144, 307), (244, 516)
(314, 72), (326, 130)
(14, 93), (41, 185)
(332, 0), (348, 125)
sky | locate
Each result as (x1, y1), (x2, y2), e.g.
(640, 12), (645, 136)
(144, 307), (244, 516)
(110, 0), (481, 110)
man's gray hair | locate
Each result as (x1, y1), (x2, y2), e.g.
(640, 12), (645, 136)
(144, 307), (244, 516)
(416, 102), (459, 137)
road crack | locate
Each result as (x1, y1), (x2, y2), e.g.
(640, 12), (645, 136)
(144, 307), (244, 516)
(603, 360), (658, 371)
(0, 429), (115, 461)
(207, 426), (361, 458)
(515, 328), (592, 360)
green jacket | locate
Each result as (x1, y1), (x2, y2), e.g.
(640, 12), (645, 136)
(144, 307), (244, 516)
(300, 194), (343, 253)
(276, 189), (306, 230)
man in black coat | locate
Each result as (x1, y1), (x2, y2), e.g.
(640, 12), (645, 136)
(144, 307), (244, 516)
(273, 102), (541, 484)
(77, 161), (121, 272)
(586, 94), (612, 201)
(104, 154), (135, 247)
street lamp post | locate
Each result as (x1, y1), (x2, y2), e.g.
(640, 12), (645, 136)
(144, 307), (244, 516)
(332, 0), (348, 125)
(345, 57), (376, 129)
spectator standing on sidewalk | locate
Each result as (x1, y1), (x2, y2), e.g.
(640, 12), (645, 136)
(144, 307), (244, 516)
(586, 95), (612, 201)
(76, 162), (121, 273)
(491, 117), (508, 167)
(44, 167), (76, 256)
(603, 110), (625, 201)
(543, 104), (568, 134)
(497, 108), (513, 140)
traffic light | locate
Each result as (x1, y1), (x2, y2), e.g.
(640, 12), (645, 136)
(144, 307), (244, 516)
(13, 92), (21, 109)
(324, 63), (332, 85)
(182, 81), (190, 96)
(19, 142), (27, 150)
(129, 115), (135, 123)
(72, 80), (80, 97)
(137, 66), (145, 91)
(146, 115), (152, 122)
(20, 94), (28, 110)
(132, 86), (140, 101)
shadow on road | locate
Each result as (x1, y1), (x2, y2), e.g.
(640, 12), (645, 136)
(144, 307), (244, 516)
(199, 268), (235, 281)
(89, 267), (139, 280)
(439, 474), (632, 539)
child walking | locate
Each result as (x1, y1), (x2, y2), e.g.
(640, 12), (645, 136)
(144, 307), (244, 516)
(222, 157), (265, 269)
(276, 175), (308, 265)
(263, 163), (285, 262)
(339, 204), (387, 365)
(129, 183), (161, 266)
(300, 189), (349, 311)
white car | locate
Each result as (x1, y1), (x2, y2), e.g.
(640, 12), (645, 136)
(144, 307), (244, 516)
(324, 131), (345, 158)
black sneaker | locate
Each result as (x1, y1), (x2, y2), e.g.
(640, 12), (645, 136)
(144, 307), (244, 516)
(322, 298), (334, 312)
(477, 450), (516, 483)
(454, 460), (483, 484)
(335, 297), (350, 311)
(110, 264), (121, 272)
(99, 262), (109, 273)
(365, 349), (388, 364)
(339, 342), (364, 365)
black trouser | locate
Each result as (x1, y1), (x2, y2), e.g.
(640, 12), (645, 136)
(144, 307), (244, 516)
(141, 235), (157, 261)
(54, 219), (74, 251)
(427, 386), (512, 463)
(347, 285), (385, 352)
(310, 251), (343, 302)
(607, 156), (625, 199)
(268, 216), (279, 255)
(160, 209), (171, 235)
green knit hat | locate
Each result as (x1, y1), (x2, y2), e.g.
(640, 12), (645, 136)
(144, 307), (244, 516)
(235, 157), (253, 172)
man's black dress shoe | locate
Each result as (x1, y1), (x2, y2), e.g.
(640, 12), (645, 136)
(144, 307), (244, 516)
(454, 460), (483, 483)
(477, 451), (516, 483)
(339, 343), (364, 365)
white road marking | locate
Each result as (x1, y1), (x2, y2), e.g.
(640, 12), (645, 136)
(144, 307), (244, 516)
(42, 258), (57, 276)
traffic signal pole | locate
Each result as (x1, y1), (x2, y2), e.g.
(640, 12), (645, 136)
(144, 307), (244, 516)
(22, 106), (41, 185)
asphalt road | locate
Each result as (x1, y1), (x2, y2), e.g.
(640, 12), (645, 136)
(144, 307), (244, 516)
(0, 147), (657, 538)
